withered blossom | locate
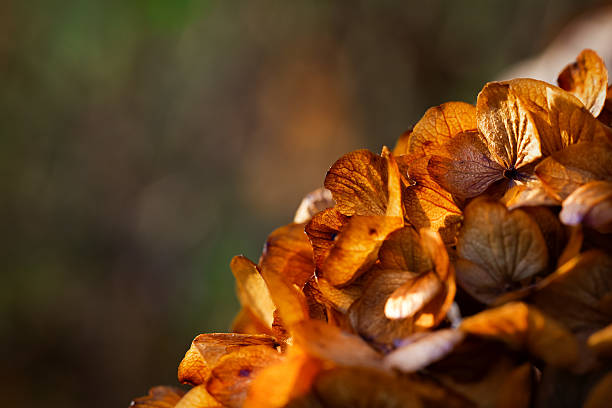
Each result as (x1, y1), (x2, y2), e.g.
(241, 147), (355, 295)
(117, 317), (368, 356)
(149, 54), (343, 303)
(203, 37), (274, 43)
(132, 49), (612, 408)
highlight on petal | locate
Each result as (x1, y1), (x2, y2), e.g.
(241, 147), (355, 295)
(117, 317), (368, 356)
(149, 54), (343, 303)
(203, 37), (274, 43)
(259, 222), (314, 288)
(320, 214), (403, 286)
(588, 323), (612, 358)
(560, 180), (612, 233)
(455, 199), (548, 304)
(293, 187), (334, 224)
(558, 49), (608, 117)
(384, 329), (465, 372)
(407, 101), (477, 157)
(501, 180), (559, 210)
(460, 302), (579, 367)
(428, 131), (504, 200)
(206, 345), (283, 408)
(178, 333), (278, 386)
(532, 250), (612, 334)
(231, 256), (275, 328)
(175, 385), (222, 408)
(292, 320), (382, 368)
(477, 82), (542, 170)
(348, 268), (416, 348)
(535, 141), (612, 201)
(384, 272), (442, 320)
(130, 386), (185, 408)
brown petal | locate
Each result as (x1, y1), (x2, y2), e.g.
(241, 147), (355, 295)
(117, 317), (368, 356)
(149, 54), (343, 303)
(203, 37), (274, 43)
(378, 226), (433, 273)
(558, 49), (609, 117)
(259, 223), (314, 288)
(456, 199), (548, 304)
(588, 323), (612, 358)
(384, 329), (465, 372)
(460, 302), (579, 367)
(324, 147), (403, 217)
(292, 319), (382, 368)
(560, 180), (612, 233)
(385, 272), (442, 320)
(521, 206), (568, 271)
(175, 385), (222, 408)
(535, 142), (612, 201)
(428, 131), (505, 200)
(304, 207), (349, 272)
(532, 250), (612, 334)
(293, 188), (334, 224)
(348, 268), (416, 349)
(321, 214), (403, 286)
(243, 349), (322, 408)
(206, 345), (283, 408)
(231, 256), (275, 328)
(315, 276), (364, 314)
(583, 372), (612, 408)
(131, 386), (186, 408)
(397, 155), (462, 244)
(178, 333), (278, 386)
(477, 82), (542, 170)
(407, 101), (477, 157)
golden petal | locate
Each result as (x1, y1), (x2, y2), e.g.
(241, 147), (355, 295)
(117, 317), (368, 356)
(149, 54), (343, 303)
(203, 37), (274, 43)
(460, 302), (579, 367)
(315, 276), (364, 314)
(231, 307), (274, 336)
(260, 265), (310, 330)
(456, 199), (548, 304)
(501, 180), (560, 210)
(130, 386), (186, 408)
(231, 256), (275, 328)
(304, 207), (349, 272)
(477, 82), (542, 170)
(587, 323), (612, 358)
(206, 345), (283, 408)
(558, 49), (609, 117)
(321, 214), (403, 286)
(407, 101), (477, 157)
(178, 333), (278, 386)
(378, 226), (433, 273)
(175, 385), (222, 408)
(293, 188), (334, 224)
(535, 142), (612, 201)
(385, 272), (442, 320)
(560, 180), (612, 233)
(259, 223), (314, 288)
(384, 329), (465, 372)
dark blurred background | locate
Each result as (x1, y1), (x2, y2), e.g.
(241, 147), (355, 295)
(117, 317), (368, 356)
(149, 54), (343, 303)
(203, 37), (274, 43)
(2, 1), (610, 406)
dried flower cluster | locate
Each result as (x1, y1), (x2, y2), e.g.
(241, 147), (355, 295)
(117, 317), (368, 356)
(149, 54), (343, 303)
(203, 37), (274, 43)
(131, 49), (612, 408)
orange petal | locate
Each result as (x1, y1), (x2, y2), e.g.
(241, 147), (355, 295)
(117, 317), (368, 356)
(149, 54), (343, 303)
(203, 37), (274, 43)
(206, 345), (283, 408)
(456, 199), (548, 304)
(260, 266), (310, 330)
(315, 276), (364, 314)
(259, 223), (314, 288)
(321, 214), (403, 286)
(304, 207), (349, 272)
(130, 386), (186, 408)
(178, 333), (278, 386)
(231, 256), (275, 328)
(393, 129), (412, 156)
(477, 82), (542, 170)
(560, 180), (612, 233)
(231, 307), (274, 336)
(501, 180), (559, 210)
(293, 187), (334, 224)
(428, 131), (505, 200)
(378, 226), (433, 273)
(535, 141), (612, 201)
(243, 349), (322, 408)
(407, 101), (477, 157)
(384, 329), (464, 372)
(583, 372), (612, 408)
(588, 323), (612, 358)
(558, 49), (609, 117)
(397, 154), (462, 244)
(175, 385), (222, 408)
(460, 302), (579, 367)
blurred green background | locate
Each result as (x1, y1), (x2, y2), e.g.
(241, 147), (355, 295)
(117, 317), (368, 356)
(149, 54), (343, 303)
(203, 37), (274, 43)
(1, 0), (608, 406)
